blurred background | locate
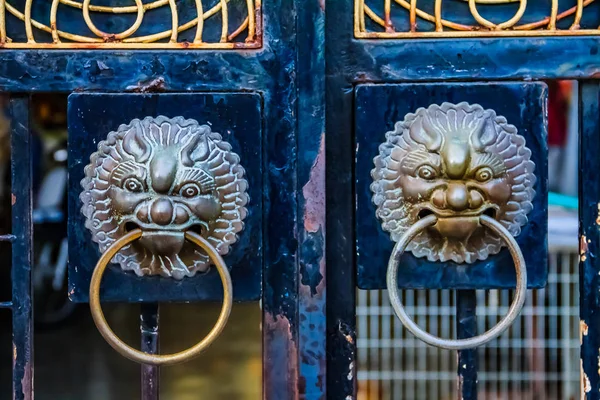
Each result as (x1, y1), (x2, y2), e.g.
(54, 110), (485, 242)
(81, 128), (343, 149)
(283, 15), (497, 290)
(0, 94), (262, 400)
(0, 81), (580, 399)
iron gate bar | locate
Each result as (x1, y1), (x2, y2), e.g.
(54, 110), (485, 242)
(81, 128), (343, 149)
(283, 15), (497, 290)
(141, 303), (159, 400)
(457, 290), (478, 400)
(9, 95), (33, 400)
(579, 80), (600, 400)
(296, 0), (326, 396)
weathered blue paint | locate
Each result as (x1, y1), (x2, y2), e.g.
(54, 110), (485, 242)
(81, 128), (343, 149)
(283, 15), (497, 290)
(67, 92), (264, 303)
(296, 0), (326, 396)
(457, 290), (478, 400)
(259, 1), (302, 398)
(0, 41), (600, 94)
(355, 82), (549, 290)
(10, 95), (34, 400)
(579, 81), (600, 400)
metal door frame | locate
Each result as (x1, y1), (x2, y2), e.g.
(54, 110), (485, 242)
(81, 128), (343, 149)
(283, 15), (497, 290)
(325, 0), (600, 399)
(1, 0), (328, 398)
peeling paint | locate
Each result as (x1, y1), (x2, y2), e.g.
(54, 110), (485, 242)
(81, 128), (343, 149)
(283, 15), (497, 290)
(596, 203), (600, 225)
(347, 361), (354, 380)
(584, 372), (592, 393)
(581, 235), (589, 262)
(11, 193), (15, 205)
(582, 320), (589, 338)
(302, 134), (325, 234)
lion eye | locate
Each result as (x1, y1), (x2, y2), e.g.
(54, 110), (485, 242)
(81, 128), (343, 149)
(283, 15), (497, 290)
(180, 183), (201, 198)
(417, 165), (437, 180)
(474, 167), (494, 182)
(123, 177), (144, 193)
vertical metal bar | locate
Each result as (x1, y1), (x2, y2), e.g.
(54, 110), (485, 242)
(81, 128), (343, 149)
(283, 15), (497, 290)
(262, 0), (298, 396)
(406, 290), (415, 399)
(549, 258), (559, 397)
(535, 286), (547, 398)
(141, 303), (159, 400)
(381, 290), (391, 398)
(296, 0), (326, 396)
(392, 294), (401, 398)
(441, 289), (451, 396)
(10, 95), (34, 400)
(369, 290), (379, 398)
(417, 290), (426, 397)
(499, 290), (509, 400)
(457, 290), (478, 400)
(555, 253), (572, 399)
(429, 289), (439, 400)
(579, 80), (600, 400)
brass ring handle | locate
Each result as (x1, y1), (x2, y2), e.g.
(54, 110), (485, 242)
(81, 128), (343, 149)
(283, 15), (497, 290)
(386, 214), (527, 350)
(89, 228), (232, 366)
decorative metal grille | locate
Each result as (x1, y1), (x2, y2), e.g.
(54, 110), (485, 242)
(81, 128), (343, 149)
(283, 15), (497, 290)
(0, 0), (261, 48)
(355, 0), (600, 38)
(357, 247), (581, 399)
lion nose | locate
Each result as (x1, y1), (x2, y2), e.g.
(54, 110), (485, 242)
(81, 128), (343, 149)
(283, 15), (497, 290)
(150, 198), (174, 226)
(446, 183), (468, 211)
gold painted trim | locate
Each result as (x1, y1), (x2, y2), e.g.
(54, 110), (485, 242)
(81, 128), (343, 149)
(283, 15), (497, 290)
(355, 0), (599, 38)
(0, 0), (262, 49)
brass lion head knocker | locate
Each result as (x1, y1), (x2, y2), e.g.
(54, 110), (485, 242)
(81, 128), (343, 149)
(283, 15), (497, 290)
(81, 116), (248, 280)
(371, 102), (535, 349)
(81, 116), (248, 365)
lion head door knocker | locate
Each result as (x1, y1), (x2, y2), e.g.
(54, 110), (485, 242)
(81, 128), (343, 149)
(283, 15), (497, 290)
(371, 102), (535, 350)
(80, 116), (248, 365)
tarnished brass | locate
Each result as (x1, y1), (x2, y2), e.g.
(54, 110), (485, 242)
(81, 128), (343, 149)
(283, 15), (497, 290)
(386, 214), (527, 349)
(80, 115), (249, 279)
(371, 102), (536, 264)
(89, 228), (232, 365)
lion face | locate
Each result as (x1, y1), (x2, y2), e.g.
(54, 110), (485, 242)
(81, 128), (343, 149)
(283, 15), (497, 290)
(371, 102), (535, 264)
(81, 116), (248, 279)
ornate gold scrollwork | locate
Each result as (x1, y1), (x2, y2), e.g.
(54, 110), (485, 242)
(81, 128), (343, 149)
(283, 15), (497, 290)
(371, 102), (535, 349)
(355, 0), (596, 38)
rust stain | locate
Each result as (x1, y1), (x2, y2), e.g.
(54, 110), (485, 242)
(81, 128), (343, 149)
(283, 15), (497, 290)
(263, 312), (299, 400)
(11, 193), (16, 205)
(302, 134), (325, 234)
(596, 203), (600, 225)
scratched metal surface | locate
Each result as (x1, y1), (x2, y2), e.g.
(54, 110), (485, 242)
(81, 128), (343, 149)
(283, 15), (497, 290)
(579, 81), (600, 400)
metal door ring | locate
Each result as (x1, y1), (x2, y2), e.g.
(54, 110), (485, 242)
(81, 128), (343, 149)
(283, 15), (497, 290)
(386, 214), (527, 350)
(89, 229), (232, 366)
